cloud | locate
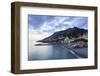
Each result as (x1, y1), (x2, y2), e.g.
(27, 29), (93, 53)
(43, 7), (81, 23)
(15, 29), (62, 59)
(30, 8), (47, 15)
(71, 17), (88, 29)
(28, 15), (55, 30)
(28, 15), (88, 37)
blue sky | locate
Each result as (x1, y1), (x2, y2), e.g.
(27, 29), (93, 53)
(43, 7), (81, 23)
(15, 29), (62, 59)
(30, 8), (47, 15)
(28, 15), (88, 40)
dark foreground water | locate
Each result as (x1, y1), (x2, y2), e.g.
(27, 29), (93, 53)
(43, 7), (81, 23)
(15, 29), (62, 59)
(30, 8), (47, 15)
(28, 44), (88, 61)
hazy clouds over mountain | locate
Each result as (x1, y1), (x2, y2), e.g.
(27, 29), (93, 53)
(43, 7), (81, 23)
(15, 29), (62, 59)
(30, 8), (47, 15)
(28, 15), (88, 35)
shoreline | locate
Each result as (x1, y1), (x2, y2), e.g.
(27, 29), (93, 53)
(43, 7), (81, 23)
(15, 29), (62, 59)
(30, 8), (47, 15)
(62, 45), (88, 58)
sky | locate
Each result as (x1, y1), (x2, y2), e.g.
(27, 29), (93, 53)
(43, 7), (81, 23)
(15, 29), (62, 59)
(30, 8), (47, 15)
(28, 15), (88, 41)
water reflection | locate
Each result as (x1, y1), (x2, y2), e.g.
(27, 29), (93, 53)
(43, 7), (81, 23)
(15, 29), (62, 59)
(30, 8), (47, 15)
(28, 44), (78, 61)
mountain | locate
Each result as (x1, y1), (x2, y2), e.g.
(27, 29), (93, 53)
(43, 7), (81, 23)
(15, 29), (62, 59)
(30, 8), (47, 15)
(37, 27), (88, 48)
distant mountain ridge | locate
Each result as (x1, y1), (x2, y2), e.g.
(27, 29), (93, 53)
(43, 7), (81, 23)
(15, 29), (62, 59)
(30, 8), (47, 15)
(38, 27), (88, 45)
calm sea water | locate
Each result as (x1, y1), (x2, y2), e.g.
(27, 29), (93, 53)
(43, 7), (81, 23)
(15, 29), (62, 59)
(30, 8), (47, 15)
(28, 43), (88, 61)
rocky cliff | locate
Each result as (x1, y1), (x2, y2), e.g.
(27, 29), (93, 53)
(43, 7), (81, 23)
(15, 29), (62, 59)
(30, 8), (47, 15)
(37, 27), (88, 48)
